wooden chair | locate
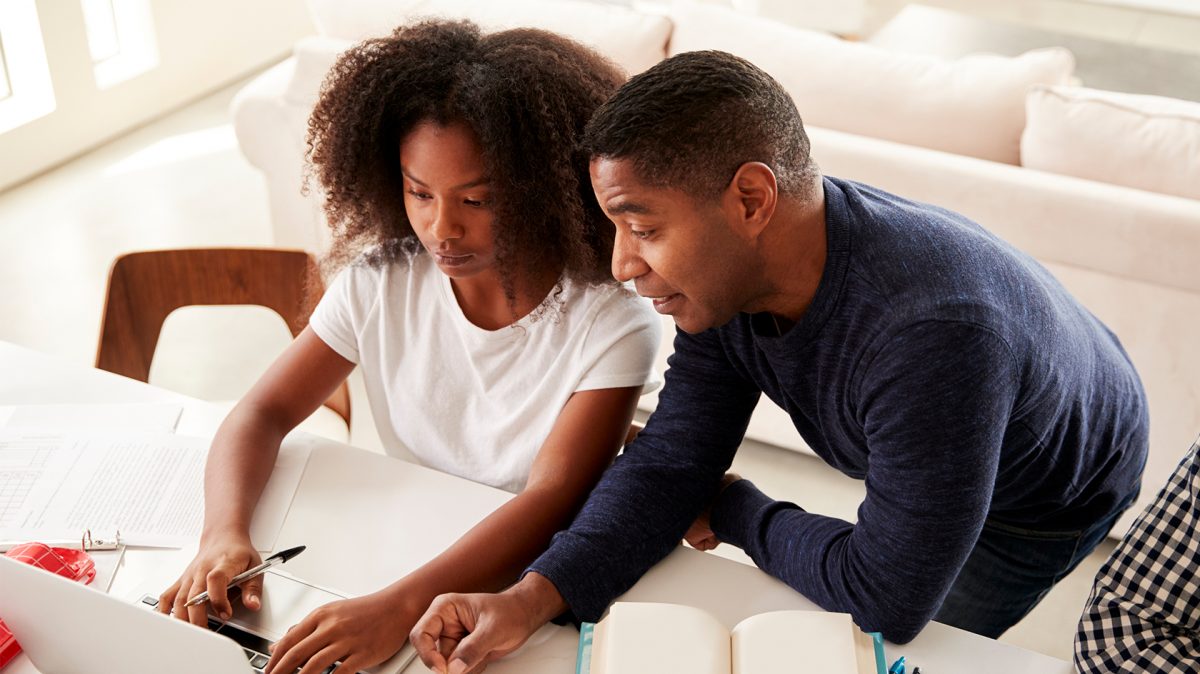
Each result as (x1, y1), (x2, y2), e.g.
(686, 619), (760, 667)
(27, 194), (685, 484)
(95, 248), (350, 427)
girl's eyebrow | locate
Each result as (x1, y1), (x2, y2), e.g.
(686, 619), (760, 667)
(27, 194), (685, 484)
(401, 168), (491, 190)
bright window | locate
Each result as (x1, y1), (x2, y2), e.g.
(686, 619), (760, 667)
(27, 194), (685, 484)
(0, 1), (55, 134)
(81, 0), (121, 64)
(0, 36), (12, 100)
(82, 0), (158, 89)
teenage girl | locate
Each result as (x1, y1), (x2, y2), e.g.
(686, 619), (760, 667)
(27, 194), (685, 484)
(160, 20), (657, 674)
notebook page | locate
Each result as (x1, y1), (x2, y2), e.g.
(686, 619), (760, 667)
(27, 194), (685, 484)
(600, 602), (730, 674)
(732, 611), (860, 674)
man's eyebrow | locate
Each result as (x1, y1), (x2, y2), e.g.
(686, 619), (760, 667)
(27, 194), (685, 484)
(605, 200), (652, 216)
(400, 168), (491, 191)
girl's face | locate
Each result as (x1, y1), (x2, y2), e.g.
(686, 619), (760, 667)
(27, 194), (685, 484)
(399, 120), (497, 280)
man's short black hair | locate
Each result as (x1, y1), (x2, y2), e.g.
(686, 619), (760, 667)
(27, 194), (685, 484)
(581, 50), (818, 199)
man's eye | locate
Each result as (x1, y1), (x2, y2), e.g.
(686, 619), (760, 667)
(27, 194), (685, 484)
(631, 229), (653, 240)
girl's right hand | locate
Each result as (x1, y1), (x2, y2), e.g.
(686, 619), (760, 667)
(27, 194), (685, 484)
(158, 529), (263, 627)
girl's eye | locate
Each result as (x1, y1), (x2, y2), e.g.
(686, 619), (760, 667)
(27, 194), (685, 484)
(464, 198), (488, 208)
(407, 189), (432, 200)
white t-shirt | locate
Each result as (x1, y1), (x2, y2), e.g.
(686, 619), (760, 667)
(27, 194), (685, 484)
(309, 252), (662, 492)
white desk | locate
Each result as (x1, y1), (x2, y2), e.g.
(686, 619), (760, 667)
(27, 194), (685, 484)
(0, 342), (1071, 673)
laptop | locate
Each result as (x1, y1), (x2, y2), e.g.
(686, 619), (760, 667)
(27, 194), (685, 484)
(0, 555), (417, 674)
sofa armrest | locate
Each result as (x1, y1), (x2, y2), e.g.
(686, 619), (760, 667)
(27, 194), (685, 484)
(230, 58), (299, 172)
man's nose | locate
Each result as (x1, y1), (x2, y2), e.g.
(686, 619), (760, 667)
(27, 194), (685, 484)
(612, 229), (649, 283)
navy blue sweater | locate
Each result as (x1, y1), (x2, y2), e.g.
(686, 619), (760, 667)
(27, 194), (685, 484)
(528, 177), (1147, 643)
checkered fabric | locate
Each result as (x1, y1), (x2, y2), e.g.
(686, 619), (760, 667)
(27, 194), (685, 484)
(1, 543), (97, 669)
(1075, 441), (1200, 673)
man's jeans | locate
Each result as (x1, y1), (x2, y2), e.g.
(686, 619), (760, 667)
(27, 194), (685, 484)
(933, 491), (1137, 639)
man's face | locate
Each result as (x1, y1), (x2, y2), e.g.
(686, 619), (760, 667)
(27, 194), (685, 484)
(591, 157), (754, 334)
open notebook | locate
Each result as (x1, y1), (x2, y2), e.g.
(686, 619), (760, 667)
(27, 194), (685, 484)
(576, 602), (887, 674)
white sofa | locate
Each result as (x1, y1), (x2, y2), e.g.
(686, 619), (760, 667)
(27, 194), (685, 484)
(231, 0), (1200, 536)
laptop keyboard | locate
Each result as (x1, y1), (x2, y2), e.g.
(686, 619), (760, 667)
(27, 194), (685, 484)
(138, 595), (348, 673)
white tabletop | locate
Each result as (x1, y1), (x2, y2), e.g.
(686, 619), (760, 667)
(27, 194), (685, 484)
(0, 342), (1071, 673)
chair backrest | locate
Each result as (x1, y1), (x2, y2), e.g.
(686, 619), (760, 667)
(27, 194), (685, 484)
(95, 248), (350, 426)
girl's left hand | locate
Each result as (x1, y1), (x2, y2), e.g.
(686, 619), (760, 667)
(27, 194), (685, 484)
(264, 588), (420, 674)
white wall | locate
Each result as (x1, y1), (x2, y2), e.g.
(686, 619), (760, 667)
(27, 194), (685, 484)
(0, 0), (314, 192)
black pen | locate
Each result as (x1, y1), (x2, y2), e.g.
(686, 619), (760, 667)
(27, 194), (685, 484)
(183, 545), (306, 608)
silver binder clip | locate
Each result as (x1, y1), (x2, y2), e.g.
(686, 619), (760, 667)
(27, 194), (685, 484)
(81, 529), (122, 551)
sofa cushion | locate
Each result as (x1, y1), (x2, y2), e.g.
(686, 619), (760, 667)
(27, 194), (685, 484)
(667, 0), (1075, 165)
(303, 0), (671, 75)
(1021, 84), (1200, 201)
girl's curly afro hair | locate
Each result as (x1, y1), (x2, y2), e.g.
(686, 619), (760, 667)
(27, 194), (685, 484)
(306, 19), (627, 307)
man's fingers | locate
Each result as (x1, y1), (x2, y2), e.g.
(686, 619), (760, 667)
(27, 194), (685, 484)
(444, 628), (491, 674)
(411, 611), (451, 672)
(685, 531), (716, 549)
(438, 634), (462, 662)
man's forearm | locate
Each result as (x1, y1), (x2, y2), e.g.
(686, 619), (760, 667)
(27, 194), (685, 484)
(527, 327), (761, 622)
(708, 477), (983, 644)
(526, 454), (717, 620)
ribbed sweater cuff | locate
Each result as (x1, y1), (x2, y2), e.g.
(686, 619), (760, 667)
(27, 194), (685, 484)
(524, 547), (609, 624)
(709, 478), (775, 552)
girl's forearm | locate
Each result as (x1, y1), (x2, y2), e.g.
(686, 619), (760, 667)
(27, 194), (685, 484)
(200, 402), (290, 539)
(381, 485), (581, 614)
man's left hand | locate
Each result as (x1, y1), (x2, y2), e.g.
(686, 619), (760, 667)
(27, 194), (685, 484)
(684, 472), (742, 551)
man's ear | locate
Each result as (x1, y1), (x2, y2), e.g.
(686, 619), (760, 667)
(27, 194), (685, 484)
(725, 162), (778, 240)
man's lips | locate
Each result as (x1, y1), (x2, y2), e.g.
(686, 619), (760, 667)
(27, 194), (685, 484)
(642, 292), (682, 313)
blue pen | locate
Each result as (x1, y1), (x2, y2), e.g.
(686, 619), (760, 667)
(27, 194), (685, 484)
(888, 656), (906, 674)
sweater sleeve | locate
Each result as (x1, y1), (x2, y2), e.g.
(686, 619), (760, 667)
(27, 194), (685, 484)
(710, 320), (1019, 643)
(525, 326), (761, 622)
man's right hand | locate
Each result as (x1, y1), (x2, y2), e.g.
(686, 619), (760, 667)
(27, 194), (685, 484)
(158, 528), (263, 626)
(409, 573), (567, 674)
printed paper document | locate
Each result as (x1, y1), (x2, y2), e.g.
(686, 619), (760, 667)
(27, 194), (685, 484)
(0, 430), (310, 549)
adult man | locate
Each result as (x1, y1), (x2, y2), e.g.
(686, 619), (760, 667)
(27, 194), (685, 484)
(410, 50), (1148, 673)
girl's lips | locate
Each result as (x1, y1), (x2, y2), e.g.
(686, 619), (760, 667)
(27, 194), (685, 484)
(436, 253), (474, 267)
